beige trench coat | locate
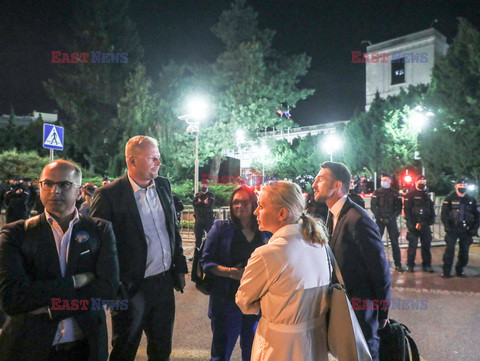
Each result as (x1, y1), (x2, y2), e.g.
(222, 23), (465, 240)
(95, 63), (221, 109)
(236, 224), (331, 361)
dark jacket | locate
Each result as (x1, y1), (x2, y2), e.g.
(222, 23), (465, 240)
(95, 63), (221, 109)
(404, 189), (435, 229)
(441, 192), (479, 233)
(329, 197), (392, 322)
(201, 219), (268, 301)
(0, 214), (119, 361)
(90, 175), (188, 298)
(371, 187), (402, 220)
(193, 191), (215, 218)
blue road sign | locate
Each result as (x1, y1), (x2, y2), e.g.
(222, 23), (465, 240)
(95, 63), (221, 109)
(43, 124), (64, 151)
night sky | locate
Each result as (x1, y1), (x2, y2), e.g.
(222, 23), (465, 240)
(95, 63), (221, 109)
(1, 0), (479, 126)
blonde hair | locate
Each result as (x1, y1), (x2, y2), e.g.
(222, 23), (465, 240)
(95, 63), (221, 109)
(262, 181), (328, 246)
(125, 136), (159, 159)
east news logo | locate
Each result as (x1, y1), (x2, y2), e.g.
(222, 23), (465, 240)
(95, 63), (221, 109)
(51, 51), (128, 63)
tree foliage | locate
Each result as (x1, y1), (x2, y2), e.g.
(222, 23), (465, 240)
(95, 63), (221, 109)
(44, 0), (143, 173)
(422, 18), (480, 190)
(343, 85), (428, 176)
(0, 150), (49, 180)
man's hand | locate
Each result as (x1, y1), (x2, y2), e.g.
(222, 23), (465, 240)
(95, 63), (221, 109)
(229, 267), (245, 281)
(379, 318), (389, 329)
(415, 223), (422, 230)
(174, 273), (185, 293)
(73, 272), (95, 288)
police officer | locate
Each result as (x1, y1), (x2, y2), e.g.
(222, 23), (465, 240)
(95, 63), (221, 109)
(193, 182), (215, 248)
(404, 175), (435, 273)
(3, 177), (30, 223)
(371, 174), (404, 271)
(440, 178), (479, 278)
(348, 179), (365, 209)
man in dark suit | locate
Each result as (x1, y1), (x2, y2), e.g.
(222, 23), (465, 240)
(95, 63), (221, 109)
(91, 135), (188, 361)
(312, 161), (391, 361)
(0, 159), (119, 361)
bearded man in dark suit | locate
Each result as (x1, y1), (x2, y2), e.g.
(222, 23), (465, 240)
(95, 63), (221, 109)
(91, 135), (188, 361)
(312, 161), (391, 361)
(0, 159), (119, 361)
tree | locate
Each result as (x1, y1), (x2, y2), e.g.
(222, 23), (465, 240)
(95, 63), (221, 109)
(423, 18), (480, 189)
(44, 0), (143, 173)
(343, 85), (428, 176)
(197, 0), (314, 178)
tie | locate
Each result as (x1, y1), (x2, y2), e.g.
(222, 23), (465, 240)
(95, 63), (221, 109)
(59, 237), (68, 276)
(326, 211), (334, 237)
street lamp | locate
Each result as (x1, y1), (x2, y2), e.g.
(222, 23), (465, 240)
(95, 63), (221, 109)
(179, 98), (208, 194)
(259, 139), (270, 185)
(323, 134), (343, 161)
(407, 106), (433, 175)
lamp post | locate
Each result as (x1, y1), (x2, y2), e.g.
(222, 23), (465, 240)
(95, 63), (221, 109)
(179, 99), (208, 195)
(323, 134), (343, 162)
(259, 140), (269, 185)
(408, 106), (432, 176)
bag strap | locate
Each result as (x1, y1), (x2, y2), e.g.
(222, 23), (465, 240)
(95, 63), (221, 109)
(325, 244), (345, 286)
(404, 327), (420, 361)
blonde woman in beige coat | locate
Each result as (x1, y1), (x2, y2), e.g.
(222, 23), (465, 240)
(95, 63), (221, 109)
(236, 181), (331, 361)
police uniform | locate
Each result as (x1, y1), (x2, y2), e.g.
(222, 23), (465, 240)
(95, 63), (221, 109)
(348, 190), (365, 209)
(404, 186), (435, 271)
(371, 186), (403, 268)
(193, 190), (215, 248)
(441, 188), (479, 277)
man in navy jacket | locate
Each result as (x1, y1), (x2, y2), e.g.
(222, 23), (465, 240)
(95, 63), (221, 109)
(313, 162), (392, 361)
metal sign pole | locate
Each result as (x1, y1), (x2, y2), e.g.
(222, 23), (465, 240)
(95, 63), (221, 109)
(50, 149), (54, 162)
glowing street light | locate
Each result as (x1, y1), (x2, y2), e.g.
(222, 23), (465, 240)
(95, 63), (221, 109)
(323, 134), (343, 162)
(179, 97), (208, 194)
(407, 106), (434, 175)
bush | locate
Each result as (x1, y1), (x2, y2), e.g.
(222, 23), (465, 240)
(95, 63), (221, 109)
(0, 150), (50, 180)
(171, 179), (237, 207)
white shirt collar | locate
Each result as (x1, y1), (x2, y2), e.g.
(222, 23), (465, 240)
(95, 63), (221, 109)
(128, 174), (155, 193)
(45, 208), (80, 228)
(330, 195), (348, 218)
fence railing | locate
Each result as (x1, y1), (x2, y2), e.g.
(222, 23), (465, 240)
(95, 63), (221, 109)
(2, 204), (477, 246)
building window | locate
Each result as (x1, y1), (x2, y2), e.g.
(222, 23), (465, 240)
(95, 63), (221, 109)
(391, 58), (405, 85)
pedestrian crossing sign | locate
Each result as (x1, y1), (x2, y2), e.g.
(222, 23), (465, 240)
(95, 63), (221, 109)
(43, 123), (64, 150)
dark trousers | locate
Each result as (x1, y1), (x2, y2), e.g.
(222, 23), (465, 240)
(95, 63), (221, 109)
(376, 218), (401, 267)
(194, 217), (214, 248)
(354, 307), (380, 361)
(442, 231), (472, 274)
(406, 226), (432, 268)
(208, 295), (259, 361)
(48, 339), (89, 361)
(109, 272), (175, 361)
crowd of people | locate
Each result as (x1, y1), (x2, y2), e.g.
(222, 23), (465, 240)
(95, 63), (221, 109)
(0, 134), (478, 361)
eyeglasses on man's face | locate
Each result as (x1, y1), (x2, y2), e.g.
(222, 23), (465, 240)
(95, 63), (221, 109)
(39, 180), (80, 191)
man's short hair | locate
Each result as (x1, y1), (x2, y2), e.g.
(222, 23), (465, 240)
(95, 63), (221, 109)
(125, 136), (159, 159)
(41, 159), (82, 184)
(320, 161), (351, 194)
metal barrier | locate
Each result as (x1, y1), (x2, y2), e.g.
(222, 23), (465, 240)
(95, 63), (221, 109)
(2, 204), (476, 246)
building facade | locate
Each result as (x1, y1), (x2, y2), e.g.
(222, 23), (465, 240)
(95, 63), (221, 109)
(365, 28), (448, 109)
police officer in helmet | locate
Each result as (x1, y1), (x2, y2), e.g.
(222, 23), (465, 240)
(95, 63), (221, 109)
(440, 178), (479, 278)
(404, 175), (435, 273)
(371, 174), (404, 271)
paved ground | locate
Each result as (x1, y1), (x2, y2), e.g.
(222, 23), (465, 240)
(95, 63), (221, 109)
(112, 239), (479, 361)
